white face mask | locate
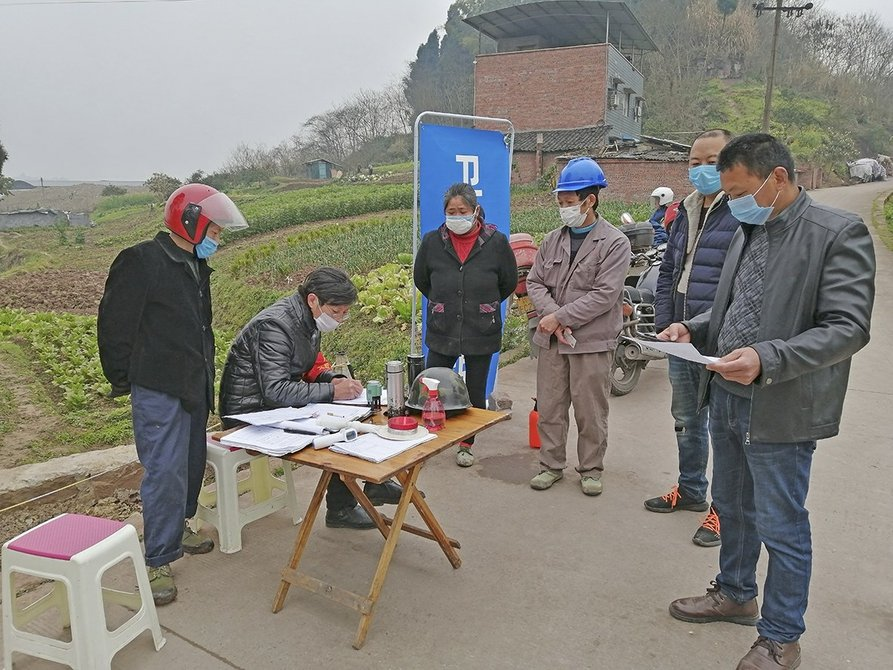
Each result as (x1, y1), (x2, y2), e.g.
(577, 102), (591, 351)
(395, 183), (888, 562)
(314, 311), (342, 332)
(445, 214), (476, 234)
(558, 204), (590, 228)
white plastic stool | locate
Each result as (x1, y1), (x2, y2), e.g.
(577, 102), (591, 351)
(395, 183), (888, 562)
(196, 438), (301, 554)
(1, 513), (165, 670)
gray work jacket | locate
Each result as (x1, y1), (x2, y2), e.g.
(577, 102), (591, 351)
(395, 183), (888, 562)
(527, 217), (631, 354)
(685, 189), (875, 443)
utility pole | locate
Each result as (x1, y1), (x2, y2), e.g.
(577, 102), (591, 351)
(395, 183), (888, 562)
(753, 2), (814, 132)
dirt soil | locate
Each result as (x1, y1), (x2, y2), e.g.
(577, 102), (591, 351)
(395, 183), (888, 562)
(0, 359), (67, 469)
(0, 489), (141, 548)
(0, 269), (106, 314)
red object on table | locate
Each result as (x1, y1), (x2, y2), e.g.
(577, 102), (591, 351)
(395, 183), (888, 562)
(387, 416), (418, 433)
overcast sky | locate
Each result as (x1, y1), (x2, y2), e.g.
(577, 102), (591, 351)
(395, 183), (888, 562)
(0, 0), (454, 181)
(1, 0), (890, 182)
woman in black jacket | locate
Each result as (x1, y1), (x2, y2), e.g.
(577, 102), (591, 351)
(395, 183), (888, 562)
(413, 183), (517, 467)
(219, 267), (402, 530)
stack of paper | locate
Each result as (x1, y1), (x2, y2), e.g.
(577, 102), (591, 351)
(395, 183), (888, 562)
(220, 404), (375, 456)
(285, 404), (372, 433)
(219, 425), (315, 456)
(225, 406), (318, 426)
(329, 432), (436, 463)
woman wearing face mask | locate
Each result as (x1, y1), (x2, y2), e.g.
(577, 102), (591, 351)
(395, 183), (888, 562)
(525, 157), (631, 497)
(413, 183), (518, 467)
(219, 268), (404, 530)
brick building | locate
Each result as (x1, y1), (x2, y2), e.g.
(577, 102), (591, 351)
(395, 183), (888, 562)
(465, 1), (675, 196)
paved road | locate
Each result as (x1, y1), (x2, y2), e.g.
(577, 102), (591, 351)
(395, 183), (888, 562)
(3, 181), (890, 669)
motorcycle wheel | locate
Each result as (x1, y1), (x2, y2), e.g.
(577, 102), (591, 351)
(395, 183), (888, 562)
(610, 349), (644, 396)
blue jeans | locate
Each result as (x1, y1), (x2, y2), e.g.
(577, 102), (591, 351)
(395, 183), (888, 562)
(709, 383), (815, 643)
(668, 357), (710, 501)
(131, 385), (208, 568)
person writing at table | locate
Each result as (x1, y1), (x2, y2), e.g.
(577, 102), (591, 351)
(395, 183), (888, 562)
(219, 266), (403, 530)
(413, 182), (517, 467)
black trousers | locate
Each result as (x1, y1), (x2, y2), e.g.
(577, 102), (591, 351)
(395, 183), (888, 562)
(425, 350), (493, 446)
(327, 477), (357, 511)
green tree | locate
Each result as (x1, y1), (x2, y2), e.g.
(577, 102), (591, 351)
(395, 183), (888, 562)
(100, 184), (127, 196)
(0, 140), (11, 196)
(144, 172), (181, 201)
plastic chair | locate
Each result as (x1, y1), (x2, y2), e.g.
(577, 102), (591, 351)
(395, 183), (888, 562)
(1, 513), (165, 669)
(196, 438), (301, 554)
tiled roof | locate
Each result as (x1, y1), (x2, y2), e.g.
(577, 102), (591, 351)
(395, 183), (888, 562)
(514, 125), (611, 152)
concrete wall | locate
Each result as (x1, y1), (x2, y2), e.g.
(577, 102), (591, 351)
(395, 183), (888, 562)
(474, 44), (609, 131)
(0, 210), (92, 230)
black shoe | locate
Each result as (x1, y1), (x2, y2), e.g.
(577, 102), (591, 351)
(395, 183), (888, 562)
(692, 505), (722, 547)
(325, 504), (375, 529)
(644, 485), (709, 513)
(364, 480), (403, 506)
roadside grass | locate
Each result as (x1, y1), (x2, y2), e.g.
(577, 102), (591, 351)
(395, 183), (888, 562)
(375, 161), (413, 173)
(92, 192), (158, 215)
(0, 337), (132, 464)
(0, 343), (17, 439)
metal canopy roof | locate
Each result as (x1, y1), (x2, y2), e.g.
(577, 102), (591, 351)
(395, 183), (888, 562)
(464, 1), (657, 53)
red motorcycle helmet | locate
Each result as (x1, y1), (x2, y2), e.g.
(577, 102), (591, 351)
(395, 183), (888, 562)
(509, 233), (539, 297)
(164, 183), (248, 244)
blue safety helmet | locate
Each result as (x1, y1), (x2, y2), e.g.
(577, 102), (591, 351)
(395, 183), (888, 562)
(553, 157), (608, 192)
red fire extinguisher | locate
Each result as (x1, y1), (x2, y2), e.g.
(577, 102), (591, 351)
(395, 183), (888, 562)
(529, 397), (541, 449)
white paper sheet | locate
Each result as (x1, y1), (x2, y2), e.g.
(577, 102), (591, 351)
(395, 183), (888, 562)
(280, 404), (373, 434)
(328, 432), (436, 463)
(632, 338), (720, 365)
(219, 425), (315, 455)
(223, 406), (317, 426)
(334, 389), (389, 406)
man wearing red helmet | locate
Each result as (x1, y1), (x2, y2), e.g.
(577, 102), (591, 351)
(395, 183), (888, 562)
(98, 183), (248, 605)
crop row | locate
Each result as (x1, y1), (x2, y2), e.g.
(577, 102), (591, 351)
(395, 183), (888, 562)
(229, 183), (414, 240)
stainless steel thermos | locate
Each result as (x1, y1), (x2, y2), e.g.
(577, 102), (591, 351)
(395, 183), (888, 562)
(385, 360), (405, 416)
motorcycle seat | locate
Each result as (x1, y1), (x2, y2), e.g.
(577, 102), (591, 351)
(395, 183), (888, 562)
(623, 287), (655, 304)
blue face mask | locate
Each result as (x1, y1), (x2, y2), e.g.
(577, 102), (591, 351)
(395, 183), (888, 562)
(688, 164), (722, 195)
(727, 172), (780, 226)
(194, 236), (219, 259)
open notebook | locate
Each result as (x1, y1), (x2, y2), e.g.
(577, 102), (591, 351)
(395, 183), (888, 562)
(329, 432), (436, 463)
(221, 404), (373, 456)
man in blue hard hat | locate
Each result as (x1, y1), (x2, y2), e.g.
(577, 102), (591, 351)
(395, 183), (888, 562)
(526, 157), (631, 496)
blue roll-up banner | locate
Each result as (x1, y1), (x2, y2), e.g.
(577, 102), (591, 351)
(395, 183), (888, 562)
(417, 121), (512, 401)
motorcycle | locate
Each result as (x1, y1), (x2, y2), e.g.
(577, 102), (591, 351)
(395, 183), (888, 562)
(610, 214), (667, 396)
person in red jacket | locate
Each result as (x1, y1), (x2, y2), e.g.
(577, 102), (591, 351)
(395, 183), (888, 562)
(413, 183), (517, 467)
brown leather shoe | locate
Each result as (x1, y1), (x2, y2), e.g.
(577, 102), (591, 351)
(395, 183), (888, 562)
(669, 581), (759, 625)
(736, 636), (801, 669)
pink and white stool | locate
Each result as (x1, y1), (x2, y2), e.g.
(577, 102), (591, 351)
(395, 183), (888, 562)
(1, 513), (165, 669)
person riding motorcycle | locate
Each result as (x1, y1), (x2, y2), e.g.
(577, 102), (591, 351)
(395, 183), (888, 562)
(648, 187), (674, 245)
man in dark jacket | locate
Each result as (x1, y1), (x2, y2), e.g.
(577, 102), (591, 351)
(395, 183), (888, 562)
(98, 184), (248, 605)
(644, 129), (740, 548)
(219, 267), (402, 530)
(661, 133), (875, 669)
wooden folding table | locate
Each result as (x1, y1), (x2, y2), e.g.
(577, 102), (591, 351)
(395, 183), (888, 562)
(270, 408), (509, 649)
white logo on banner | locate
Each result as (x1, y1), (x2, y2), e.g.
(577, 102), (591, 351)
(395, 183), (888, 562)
(455, 155), (483, 196)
